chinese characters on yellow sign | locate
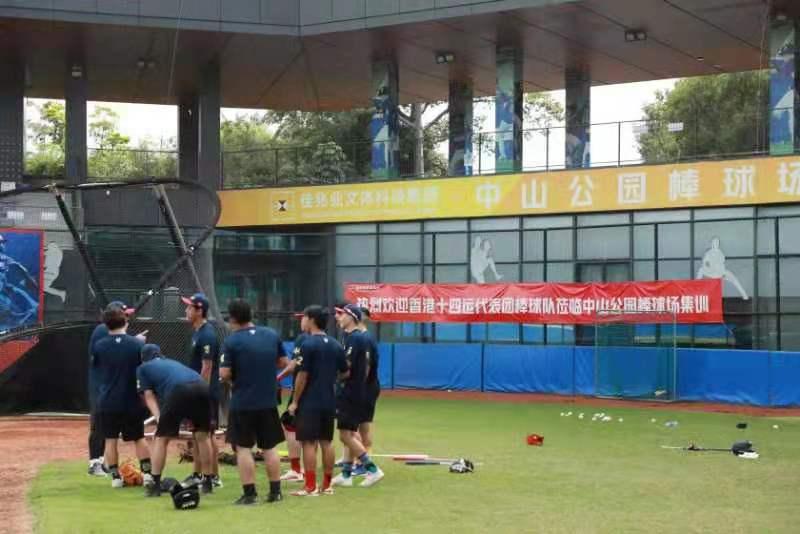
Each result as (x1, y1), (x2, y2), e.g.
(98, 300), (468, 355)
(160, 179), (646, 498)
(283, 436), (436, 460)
(218, 156), (800, 227)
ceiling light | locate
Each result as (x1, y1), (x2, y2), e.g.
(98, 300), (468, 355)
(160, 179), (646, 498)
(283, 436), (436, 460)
(696, 56), (705, 62)
(625, 29), (647, 42)
(137, 58), (146, 69)
(70, 64), (83, 79)
(435, 52), (455, 64)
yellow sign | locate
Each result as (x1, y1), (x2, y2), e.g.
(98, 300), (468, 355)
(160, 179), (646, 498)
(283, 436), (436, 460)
(218, 156), (800, 227)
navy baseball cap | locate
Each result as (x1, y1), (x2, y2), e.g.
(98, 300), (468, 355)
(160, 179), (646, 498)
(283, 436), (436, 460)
(140, 344), (162, 362)
(107, 300), (135, 316)
(335, 303), (362, 323)
(181, 293), (209, 313)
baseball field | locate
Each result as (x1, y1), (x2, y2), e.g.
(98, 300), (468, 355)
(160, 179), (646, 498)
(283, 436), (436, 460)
(11, 393), (800, 533)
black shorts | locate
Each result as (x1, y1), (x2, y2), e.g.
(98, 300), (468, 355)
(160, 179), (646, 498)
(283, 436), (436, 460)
(336, 401), (363, 431)
(227, 408), (285, 450)
(98, 412), (145, 442)
(295, 410), (335, 443)
(208, 396), (219, 430)
(157, 382), (211, 438)
(362, 386), (380, 423)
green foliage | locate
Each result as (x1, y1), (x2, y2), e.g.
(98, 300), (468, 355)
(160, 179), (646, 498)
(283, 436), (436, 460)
(638, 71), (768, 163)
(524, 92), (565, 129)
(220, 114), (278, 188)
(30, 397), (800, 533)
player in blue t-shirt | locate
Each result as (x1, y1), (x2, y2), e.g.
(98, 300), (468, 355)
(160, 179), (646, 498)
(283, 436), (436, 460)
(220, 299), (289, 506)
(287, 305), (348, 496)
(331, 304), (384, 488)
(137, 344), (214, 497)
(91, 303), (152, 489)
(87, 322), (109, 476)
(181, 292), (222, 488)
(276, 315), (307, 483)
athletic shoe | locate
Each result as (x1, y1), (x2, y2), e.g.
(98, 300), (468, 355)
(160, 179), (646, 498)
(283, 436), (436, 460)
(211, 475), (223, 488)
(265, 492), (283, 504)
(359, 468), (384, 488)
(234, 494), (259, 506)
(351, 465), (368, 477)
(88, 461), (107, 477)
(182, 473), (202, 487)
(334, 457), (345, 468)
(280, 470), (304, 483)
(290, 488), (319, 497)
(201, 479), (213, 495)
(331, 474), (353, 487)
(320, 486), (334, 496)
(144, 482), (161, 498)
(142, 473), (154, 486)
(111, 477), (124, 489)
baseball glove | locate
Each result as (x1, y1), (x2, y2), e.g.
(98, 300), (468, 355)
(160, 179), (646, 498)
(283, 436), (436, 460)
(119, 459), (143, 486)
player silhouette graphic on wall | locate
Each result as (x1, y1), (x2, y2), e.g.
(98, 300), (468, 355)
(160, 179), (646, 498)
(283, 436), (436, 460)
(470, 237), (504, 284)
(696, 237), (749, 300)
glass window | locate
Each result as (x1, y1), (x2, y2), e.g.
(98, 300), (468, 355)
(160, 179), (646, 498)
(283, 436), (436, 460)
(577, 213), (629, 226)
(380, 222), (421, 233)
(634, 261), (655, 281)
(379, 266), (421, 283)
(523, 324), (545, 343)
(577, 263), (604, 282)
(693, 207), (754, 220)
(435, 265), (467, 283)
(694, 221), (753, 258)
(759, 205), (800, 216)
(634, 210), (690, 223)
(523, 231), (544, 261)
(713, 259), (754, 308)
(471, 217), (519, 230)
(779, 258), (800, 312)
(757, 219), (776, 255)
(756, 315), (779, 351)
(779, 218), (800, 255)
(780, 315), (800, 351)
(524, 215), (573, 229)
(658, 260), (690, 280)
(522, 263), (544, 282)
(336, 235), (376, 265)
(657, 223), (690, 258)
(335, 267), (375, 298)
(424, 265), (433, 282)
(434, 233), (468, 264)
(606, 263), (631, 282)
(336, 224), (376, 234)
(425, 220), (467, 232)
(546, 325), (575, 344)
(471, 232), (519, 263)
(757, 259), (777, 313)
(488, 323), (519, 342)
(546, 262), (574, 282)
(380, 234), (421, 264)
(436, 323), (467, 342)
(546, 229), (573, 260)
(494, 264), (520, 282)
(424, 234), (433, 263)
(634, 225), (655, 259)
(578, 226), (629, 259)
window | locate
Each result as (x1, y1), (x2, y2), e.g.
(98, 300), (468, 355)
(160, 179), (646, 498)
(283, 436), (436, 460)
(522, 263), (544, 282)
(434, 233), (468, 263)
(379, 266), (421, 283)
(577, 226), (629, 259)
(757, 219), (776, 255)
(435, 265), (467, 283)
(633, 225), (655, 259)
(757, 259), (777, 313)
(380, 234), (421, 264)
(779, 218), (800, 255)
(524, 215), (572, 229)
(336, 235), (376, 265)
(523, 231), (544, 261)
(471, 217), (519, 230)
(694, 221), (753, 258)
(546, 229), (573, 260)
(779, 258), (800, 312)
(334, 267), (375, 298)
(657, 223), (690, 258)
(546, 262), (574, 282)
(471, 231), (519, 263)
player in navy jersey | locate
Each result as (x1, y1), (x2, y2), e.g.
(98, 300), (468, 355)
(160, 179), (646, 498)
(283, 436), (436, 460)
(331, 304), (384, 488)
(182, 293), (222, 487)
(91, 303), (152, 488)
(287, 305), (348, 496)
(276, 313), (307, 483)
(220, 299), (289, 505)
(355, 307), (380, 474)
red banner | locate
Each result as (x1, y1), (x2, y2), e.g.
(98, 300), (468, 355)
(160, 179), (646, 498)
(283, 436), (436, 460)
(344, 279), (723, 324)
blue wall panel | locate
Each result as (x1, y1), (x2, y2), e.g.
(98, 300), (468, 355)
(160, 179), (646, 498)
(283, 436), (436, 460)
(394, 343), (481, 391)
(596, 347), (673, 398)
(677, 349), (770, 406)
(574, 347), (595, 396)
(768, 352), (800, 406)
(484, 345), (574, 394)
(377, 342), (393, 389)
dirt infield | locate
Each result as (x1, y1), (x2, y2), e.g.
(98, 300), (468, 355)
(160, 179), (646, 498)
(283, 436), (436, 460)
(384, 389), (800, 417)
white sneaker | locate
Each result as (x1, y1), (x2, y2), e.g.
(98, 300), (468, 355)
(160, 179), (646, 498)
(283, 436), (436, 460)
(290, 488), (319, 497)
(88, 461), (107, 477)
(142, 473), (153, 486)
(359, 468), (384, 488)
(280, 470), (304, 482)
(111, 477), (124, 489)
(331, 473), (353, 487)
(212, 475), (223, 488)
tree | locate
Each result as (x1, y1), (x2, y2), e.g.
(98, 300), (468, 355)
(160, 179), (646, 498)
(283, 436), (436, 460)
(25, 101), (66, 177)
(637, 71), (768, 163)
(221, 114), (278, 187)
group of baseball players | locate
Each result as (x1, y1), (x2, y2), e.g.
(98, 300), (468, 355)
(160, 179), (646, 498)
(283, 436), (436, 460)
(87, 292), (382, 505)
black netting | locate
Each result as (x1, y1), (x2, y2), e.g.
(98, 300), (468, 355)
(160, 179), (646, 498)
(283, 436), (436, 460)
(0, 179), (222, 414)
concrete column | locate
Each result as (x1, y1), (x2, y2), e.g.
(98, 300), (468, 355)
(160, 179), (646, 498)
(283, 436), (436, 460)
(197, 62), (221, 190)
(178, 96), (199, 181)
(495, 47), (523, 173)
(565, 68), (591, 169)
(448, 79), (473, 176)
(65, 62), (88, 184)
(0, 58), (24, 184)
(370, 59), (400, 179)
(769, 17), (799, 155)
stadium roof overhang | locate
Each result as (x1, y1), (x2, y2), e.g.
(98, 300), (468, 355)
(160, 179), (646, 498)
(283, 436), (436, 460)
(0, 0), (794, 110)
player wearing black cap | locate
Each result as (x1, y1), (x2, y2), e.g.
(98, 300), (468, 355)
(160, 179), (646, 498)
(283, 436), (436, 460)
(137, 344), (214, 497)
(181, 292), (222, 488)
(358, 307), (380, 456)
(220, 299), (289, 505)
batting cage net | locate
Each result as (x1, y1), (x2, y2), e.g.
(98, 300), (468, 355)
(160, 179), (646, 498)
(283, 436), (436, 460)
(594, 309), (678, 402)
(0, 178), (222, 414)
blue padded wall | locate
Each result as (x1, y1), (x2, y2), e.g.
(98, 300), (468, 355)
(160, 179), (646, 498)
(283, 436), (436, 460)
(484, 345), (574, 394)
(393, 343), (482, 390)
(677, 349), (770, 406)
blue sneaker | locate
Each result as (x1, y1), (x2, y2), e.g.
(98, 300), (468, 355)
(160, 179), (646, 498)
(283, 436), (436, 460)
(352, 465), (368, 477)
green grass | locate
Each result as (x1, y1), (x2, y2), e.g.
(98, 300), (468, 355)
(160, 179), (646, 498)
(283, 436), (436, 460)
(30, 396), (800, 533)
